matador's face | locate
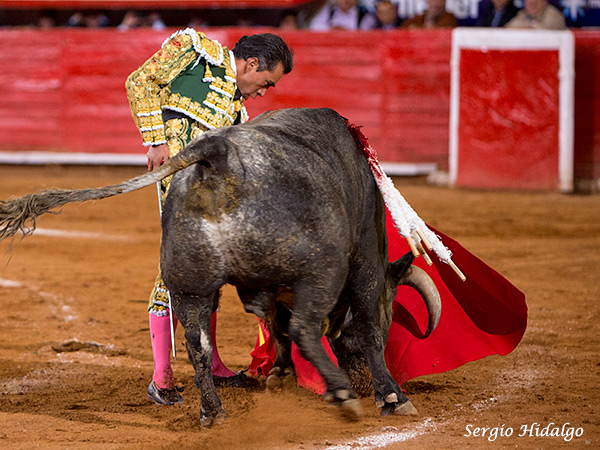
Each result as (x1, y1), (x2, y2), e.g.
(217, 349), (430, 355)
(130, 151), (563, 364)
(236, 58), (285, 101)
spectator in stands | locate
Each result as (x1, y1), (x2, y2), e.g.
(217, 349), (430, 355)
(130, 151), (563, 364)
(401, 0), (457, 28)
(67, 11), (108, 28)
(506, 0), (566, 29)
(37, 12), (56, 29)
(84, 12), (109, 28)
(374, 0), (403, 29)
(188, 16), (209, 29)
(126, 30), (293, 406)
(235, 10), (256, 27)
(143, 12), (166, 30)
(476, 0), (519, 27)
(118, 11), (142, 30)
(279, 9), (300, 29)
(309, 0), (377, 30)
(67, 12), (86, 27)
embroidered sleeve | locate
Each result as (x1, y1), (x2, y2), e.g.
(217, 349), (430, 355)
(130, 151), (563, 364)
(125, 32), (202, 146)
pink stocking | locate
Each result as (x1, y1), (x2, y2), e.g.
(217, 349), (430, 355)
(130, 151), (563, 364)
(149, 312), (178, 389)
(210, 311), (236, 377)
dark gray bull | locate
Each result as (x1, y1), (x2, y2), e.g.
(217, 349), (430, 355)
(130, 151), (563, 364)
(0, 107), (440, 425)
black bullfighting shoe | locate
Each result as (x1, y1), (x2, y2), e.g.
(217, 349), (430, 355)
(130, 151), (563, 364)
(212, 370), (260, 389)
(147, 380), (184, 405)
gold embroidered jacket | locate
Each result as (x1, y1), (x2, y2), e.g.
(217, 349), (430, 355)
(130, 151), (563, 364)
(126, 29), (248, 146)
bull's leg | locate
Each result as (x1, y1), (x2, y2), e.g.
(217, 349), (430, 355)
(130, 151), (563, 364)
(289, 284), (361, 420)
(265, 302), (297, 391)
(347, 284), (417, 416)
(238, 287), (297, 390)
(354, 318), (416, 415)
(171, 291), (226, 426)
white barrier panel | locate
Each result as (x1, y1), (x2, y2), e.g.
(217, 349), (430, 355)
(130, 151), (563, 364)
(449, 29), (574, 192)
(0, 151), (147, 166)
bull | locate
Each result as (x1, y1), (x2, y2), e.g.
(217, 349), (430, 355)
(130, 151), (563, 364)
(0, 108), (440, 425)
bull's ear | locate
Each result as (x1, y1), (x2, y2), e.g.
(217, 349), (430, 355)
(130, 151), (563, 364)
(390, 251), (415, 283)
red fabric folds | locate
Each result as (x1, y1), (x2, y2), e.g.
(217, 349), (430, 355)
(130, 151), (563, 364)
(248, 319), (276, 378)
(384, 210), (527, 384)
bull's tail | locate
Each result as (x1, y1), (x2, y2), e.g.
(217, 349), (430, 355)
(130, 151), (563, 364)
(0, 148), (204, 241)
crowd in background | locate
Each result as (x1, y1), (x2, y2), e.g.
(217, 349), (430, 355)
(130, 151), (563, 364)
(0, 0), (586, 30)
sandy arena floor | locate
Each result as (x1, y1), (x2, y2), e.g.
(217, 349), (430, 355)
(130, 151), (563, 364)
(0, 165), (598, 449)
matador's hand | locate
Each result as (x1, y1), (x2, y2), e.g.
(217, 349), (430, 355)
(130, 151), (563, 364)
(147, 144), (170, 172)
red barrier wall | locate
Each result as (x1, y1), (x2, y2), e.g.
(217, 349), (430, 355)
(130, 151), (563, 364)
(0, 28), (598, 184)
(0, 28), (452, 168)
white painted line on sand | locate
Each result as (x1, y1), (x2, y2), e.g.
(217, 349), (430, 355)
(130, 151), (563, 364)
(0, 278), (23, 288)
(28, 228), (133, 242)
(327, 418), (436, 449)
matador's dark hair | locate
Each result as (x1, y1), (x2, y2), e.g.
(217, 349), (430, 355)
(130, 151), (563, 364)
(232, 33), (293, 74)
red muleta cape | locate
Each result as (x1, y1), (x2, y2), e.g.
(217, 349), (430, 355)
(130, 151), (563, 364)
(248, 210), (528, 394)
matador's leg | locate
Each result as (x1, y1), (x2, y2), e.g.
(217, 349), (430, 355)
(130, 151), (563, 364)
(147, 117), (195, 403)
(148, 118), (251, 405)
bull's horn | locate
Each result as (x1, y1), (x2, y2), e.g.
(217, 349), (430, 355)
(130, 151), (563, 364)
(393, 256), (441, 338)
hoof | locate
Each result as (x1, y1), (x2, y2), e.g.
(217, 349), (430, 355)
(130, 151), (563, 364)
(394, 400), (418, 416)
(266, 367), (296, 391)
(325, 389), (362, 421)
(265, 374), (281, 391)
(213, 370), (260, 389)
(340, 398), (362, 421)
(385, 392), (398, 404)
(378, 390), (418, 417)
(380, 398), (418, 417)
(200, 411), (228, 427)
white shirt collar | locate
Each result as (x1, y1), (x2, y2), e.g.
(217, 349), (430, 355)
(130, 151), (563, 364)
(229, 50), (237, 77)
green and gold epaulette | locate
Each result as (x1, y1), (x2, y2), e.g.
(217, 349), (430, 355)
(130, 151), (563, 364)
(161, 28), (225, 66)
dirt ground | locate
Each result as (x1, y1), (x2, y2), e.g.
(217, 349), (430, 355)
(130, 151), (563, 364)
(0, 165), (598, 449)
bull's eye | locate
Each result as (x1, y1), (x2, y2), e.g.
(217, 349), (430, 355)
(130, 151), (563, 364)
(199, 160), (212, 169)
